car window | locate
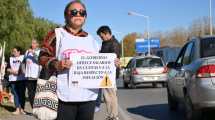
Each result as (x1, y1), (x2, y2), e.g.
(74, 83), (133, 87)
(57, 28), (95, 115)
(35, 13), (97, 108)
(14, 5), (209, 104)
(136, 58), (163, 67)
(126, 59), (132, 68)
(182, 42), (194, 65)
(201, 37), (215, 58)
(176, 44), (187, 65)
(156, 51), (164, 58)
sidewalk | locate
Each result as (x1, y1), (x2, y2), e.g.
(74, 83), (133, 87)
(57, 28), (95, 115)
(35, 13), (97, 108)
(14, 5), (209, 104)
(1, 102), (120, 120)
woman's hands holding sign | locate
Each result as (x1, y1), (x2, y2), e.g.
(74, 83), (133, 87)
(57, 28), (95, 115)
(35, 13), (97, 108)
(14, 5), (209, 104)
(61, 59), (72, 69)
(55, 59), (72, 71)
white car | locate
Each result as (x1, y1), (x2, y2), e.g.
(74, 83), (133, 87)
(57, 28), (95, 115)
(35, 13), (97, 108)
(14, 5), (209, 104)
(123, 55), (168, 88)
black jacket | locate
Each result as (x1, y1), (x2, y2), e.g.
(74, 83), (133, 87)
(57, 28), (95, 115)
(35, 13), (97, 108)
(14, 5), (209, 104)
(100, 36), (121, 57)
(99, 36), (121, 78)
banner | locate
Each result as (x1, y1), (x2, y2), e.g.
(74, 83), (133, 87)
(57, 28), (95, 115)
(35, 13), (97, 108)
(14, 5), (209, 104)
(69, 53), (116, 88)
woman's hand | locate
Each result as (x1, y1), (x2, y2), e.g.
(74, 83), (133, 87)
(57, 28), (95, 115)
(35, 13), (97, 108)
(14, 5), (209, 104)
(55, 59), (72, 71)
(7, 69), (18, 75)
(61, 59), (72, 69)
(28, 48), (33, 53)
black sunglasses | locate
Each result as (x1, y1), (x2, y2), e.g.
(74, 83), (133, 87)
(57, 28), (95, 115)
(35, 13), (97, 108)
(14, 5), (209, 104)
(70, 9), (87, 17)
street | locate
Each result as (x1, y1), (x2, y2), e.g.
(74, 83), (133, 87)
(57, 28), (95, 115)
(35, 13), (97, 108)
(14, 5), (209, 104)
(115, 77), (185, 120)
(117, 87), (185, 120)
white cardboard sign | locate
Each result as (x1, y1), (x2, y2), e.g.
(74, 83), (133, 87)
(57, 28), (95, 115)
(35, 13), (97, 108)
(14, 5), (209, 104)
(69, 53), (116, 88)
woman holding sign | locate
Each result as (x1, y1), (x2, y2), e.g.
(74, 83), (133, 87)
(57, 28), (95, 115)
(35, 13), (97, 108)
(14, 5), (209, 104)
(39, 1), (100, 120)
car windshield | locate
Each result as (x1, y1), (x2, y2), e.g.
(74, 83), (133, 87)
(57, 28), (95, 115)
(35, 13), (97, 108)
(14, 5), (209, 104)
(136, 58), (163, 67)
(201, 37), (215, 58)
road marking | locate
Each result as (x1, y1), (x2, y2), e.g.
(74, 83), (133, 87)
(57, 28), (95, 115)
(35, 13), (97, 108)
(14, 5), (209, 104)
(118, 105), (133, 120)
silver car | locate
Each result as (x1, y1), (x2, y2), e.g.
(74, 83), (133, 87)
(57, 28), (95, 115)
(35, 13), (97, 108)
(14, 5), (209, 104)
(167, 36), (215, 120)
(123, 55), (167, 89)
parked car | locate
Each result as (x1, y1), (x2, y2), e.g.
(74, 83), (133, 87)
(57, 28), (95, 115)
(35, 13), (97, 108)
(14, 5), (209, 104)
(167, 36), (215, 120)
(123, 55), (167, 89)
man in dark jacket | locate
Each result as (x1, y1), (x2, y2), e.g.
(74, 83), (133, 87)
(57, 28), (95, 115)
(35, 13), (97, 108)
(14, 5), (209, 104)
(96, 25), (121, 120)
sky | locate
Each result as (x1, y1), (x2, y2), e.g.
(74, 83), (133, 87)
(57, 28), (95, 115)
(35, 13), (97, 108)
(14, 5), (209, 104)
(29, 0), (215, 42)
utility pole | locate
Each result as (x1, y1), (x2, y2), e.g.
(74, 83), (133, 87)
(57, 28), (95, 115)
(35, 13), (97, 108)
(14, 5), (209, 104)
(209, 0), (213, 35)
(128, 11), (151, 55)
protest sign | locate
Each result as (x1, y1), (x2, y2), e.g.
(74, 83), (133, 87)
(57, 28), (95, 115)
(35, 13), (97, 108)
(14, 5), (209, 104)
(69, 53), (116, 88)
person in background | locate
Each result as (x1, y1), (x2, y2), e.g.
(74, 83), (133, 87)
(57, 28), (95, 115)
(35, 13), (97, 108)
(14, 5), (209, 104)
(96, 25), (121, 120)
(39, 1), (100, 120)
(24, 39), (41, 108)
(7, 46), (26, 115)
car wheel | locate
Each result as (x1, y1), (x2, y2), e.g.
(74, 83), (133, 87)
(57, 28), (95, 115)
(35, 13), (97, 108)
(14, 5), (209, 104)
(167, 88), (178, 110)
(129, 77), (136, 89)
(185, 94), (202, 120)
(123, 82), (129, 89)
(162, 82), (167, 88)
(152, 83), (158, 88)
(122, 76), (128, 89)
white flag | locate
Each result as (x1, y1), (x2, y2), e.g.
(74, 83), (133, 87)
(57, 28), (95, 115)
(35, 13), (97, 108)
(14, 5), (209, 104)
(0, 44), (2, 59)
(0, 42), (6, 91)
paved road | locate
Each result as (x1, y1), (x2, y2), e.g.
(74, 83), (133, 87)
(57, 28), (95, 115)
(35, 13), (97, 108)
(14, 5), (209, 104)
(116, 78), (215, 120)
(117, 86), (186, 120)
(116, 76), (186, 120)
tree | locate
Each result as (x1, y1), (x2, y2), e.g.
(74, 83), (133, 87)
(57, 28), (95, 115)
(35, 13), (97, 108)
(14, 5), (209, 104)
(33, 17), (58, 43)
(121, 33), (138, 57)
(0, 0), (34, 56)
(189, 16), (211, 37)
(152, 31), (166, 47)
(0, 0), (58, 57)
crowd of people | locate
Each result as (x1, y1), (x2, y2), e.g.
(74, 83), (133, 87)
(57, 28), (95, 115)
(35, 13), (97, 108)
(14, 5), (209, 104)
(6, 39), (40, 114)
(3, 1), (121, 120)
